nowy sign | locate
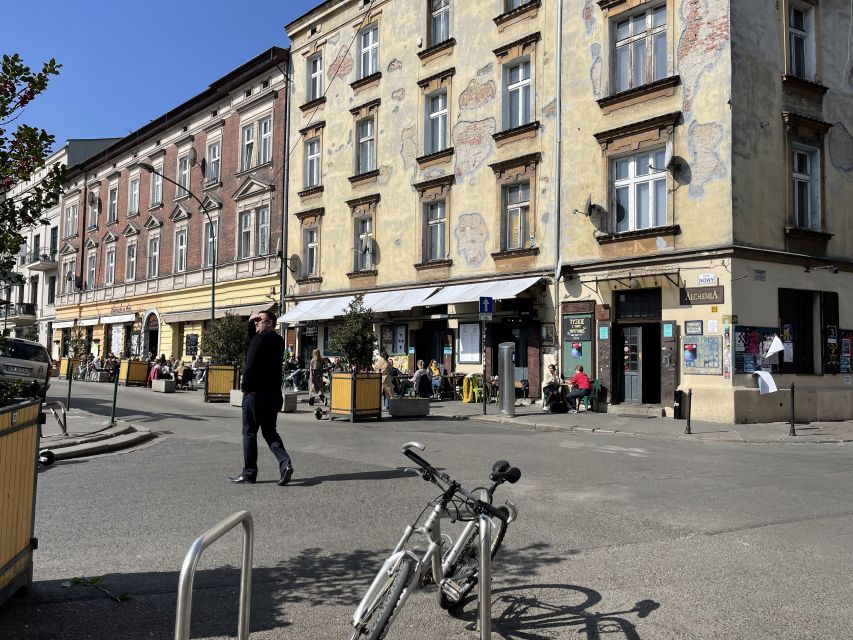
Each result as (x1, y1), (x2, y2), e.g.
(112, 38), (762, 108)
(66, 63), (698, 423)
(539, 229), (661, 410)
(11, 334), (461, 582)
(680, 286), (724, 305)
(697, 273), (717, 285)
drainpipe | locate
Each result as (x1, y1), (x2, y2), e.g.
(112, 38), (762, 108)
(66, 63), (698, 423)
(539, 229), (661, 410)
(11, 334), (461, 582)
(279, 58), (293, 341)
(553, 0), (564, 375)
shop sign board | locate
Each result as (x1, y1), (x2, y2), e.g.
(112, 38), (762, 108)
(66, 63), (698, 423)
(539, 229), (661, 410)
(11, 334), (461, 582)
(680, 286), (724, 305)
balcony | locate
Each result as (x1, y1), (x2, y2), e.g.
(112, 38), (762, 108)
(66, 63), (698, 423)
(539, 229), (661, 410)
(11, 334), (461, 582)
(3, 302), (37, 326)
(26, 250), (58, 272)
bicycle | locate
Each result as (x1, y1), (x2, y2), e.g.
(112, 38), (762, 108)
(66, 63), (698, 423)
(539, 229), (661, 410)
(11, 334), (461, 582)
(348, 441), (521, 640)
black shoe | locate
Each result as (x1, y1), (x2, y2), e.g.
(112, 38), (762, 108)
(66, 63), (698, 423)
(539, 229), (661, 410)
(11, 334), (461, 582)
(278, 467), (294, 486)
(228, 474), (255, 484)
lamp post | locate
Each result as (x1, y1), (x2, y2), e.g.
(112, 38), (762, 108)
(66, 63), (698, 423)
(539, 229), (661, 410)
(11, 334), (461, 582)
(137, 163), (216, 326)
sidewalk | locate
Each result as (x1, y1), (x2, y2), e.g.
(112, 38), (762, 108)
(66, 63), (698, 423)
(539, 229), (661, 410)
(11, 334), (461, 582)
(39, 408), (156, 460)
(426, 398), (853, 444)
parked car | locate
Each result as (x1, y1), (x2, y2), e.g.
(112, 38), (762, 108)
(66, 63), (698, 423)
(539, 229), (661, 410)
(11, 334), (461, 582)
(0, 337), (51, 398)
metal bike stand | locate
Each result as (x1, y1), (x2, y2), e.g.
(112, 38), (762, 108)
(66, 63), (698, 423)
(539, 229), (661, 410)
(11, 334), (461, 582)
(42, 400), (67, 436)
(477, 513), (493, 639)
(174, 510), (254, 640)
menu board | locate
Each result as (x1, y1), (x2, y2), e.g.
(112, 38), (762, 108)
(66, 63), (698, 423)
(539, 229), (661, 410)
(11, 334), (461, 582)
(185, 333), (199, 356)
(458, 323), (481, 364)
(733, 326), (779, 373)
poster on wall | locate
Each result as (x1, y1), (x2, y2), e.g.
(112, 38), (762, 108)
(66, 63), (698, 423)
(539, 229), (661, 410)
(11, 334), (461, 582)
(111, 326), (125, 358)
(733, 326), (779, 373)
(683, 336), (723, 375)
(840, 330), (852, 374)
(323, 324), (340, 356)
(458, 323), (481, 364)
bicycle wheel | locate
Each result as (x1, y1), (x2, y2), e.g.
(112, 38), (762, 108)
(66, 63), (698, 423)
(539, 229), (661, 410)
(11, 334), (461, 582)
(349, 557), (415, 640)
(439, 507), (508, 610)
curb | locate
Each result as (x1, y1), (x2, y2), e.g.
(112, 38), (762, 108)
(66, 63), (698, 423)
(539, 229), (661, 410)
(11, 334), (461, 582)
(48, 428), (157, 460)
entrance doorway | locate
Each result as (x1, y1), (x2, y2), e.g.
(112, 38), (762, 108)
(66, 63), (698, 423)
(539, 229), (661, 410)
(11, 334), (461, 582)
(613, 289), (662, 405)
(144, 314), (159, 356)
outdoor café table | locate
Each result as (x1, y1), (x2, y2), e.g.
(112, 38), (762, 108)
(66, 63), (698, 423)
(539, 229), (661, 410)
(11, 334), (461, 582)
(441, 373), (465, 401)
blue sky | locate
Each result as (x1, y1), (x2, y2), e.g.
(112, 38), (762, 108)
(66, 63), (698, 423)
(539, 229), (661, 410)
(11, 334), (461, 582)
(4, 0), (321, 151)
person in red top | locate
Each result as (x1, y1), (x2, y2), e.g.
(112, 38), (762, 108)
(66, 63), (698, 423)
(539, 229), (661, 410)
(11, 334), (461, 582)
(565, 365), (592, 413)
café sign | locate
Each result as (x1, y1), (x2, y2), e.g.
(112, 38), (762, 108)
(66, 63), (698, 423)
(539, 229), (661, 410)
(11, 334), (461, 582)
(679, 286), (724, 306)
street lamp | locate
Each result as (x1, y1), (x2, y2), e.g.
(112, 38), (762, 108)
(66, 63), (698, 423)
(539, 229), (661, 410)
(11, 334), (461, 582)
(137, 162), (217, 326)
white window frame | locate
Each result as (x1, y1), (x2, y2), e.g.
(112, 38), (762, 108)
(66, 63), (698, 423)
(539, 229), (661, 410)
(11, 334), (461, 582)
(308, 53), (324, 101)
(792, 144), (821, 231)
(612, 148), (668, 233)
(128, 176), (140, 215)
(62, 258), (76, 294)
(105, 248), (115, 286)
(303, 226), (319, 277)
(613, 3), (667, 94)
(426, 90), (448, 154)
(206, 140), (221, 183)
(87, 198), (99, 230)
(503, 58), (532, 130)
(238, 211), (253, 259)
(354, 215), (374, 272)
(150, 164), (163, 205)
(257, 206), (270, 255)
(356, 117), (376, 175)
(305, 138), (321, 188)
(425, 200), (446, 262)
(108, 186), (118, 223)
(259, 116), (273, 165)
(86, 251), (96, 289)
(503, 183), (530, 251)
(177, 155), (190, 198)
(147, 235), (160, 278)
(126, 242), (136, 282)
(242, 124), (255, 170)
(204, 219), (218, 267)
(64, 203), (78, 237)
(359, 25), (379, 78)
(789, 3), (816, 80)
(430, 0), (450, 47)
(175, 228), (188, 272)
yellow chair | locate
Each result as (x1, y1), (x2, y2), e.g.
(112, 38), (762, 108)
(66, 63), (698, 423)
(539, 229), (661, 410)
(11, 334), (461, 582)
(471, 374), (484, 403)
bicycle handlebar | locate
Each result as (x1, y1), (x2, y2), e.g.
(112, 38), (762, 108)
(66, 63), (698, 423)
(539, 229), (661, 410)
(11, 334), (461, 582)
(402, 447), (510, 523)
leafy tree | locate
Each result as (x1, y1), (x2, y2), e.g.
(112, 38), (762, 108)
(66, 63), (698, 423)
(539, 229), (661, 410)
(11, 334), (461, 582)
(327, 295), (376, 371)
(68, 326), (88, 358)
(0, 53), (64, 275)
(201, 313), (248, 370)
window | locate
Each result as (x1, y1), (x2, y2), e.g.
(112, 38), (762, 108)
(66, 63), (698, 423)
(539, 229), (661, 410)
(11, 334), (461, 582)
(613, 149), (667, 233)
(87, 198), (98, 229)
(47, 275), (56, 304)
(151, 166), (163, 205)
(128, 177), (140, 214)
(354, 216), (374, 271)
(789, 4), (816, 80)
(503, 183), (530, 250)
(175, 229), (187, 272)
(308, 53), (324, 101)
(206, 141), (221, 183)
(613, 4), (667, 93)
(303, 227), (318, 277)
(126, 243), (136, 281)
(108, 186), (118, 223)
(238, 212), (252, 259)
(356, 118), (376, 174)
(105, 248), (115, 286)
(204, 220), (218, 267)
(50, 226), (58, 255)
(177, 155), (190, 198)
(86, 252), (96, 289)
(778, 289), (839, 375)
(504, 59), (532, 129)
(147, 236), (159, 278)
(430, 0), (450, 46)
(257, 207), (270, 255)
(305, 138), (321, 188)
(426, 91), (448, 153)
(506, 0), (530, 9)
(259, 117), (273, 165)
(242, 124), (255, 170)
(63, 204), (78, 237)
(61, 258), (76, 294)
(425, 201), (446, 261)
(792, 145), (821, 230)
(359, 25), (379, 78)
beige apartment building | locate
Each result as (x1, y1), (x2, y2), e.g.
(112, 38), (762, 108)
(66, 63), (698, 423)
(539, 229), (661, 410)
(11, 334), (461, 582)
(282, 0), (853, 422)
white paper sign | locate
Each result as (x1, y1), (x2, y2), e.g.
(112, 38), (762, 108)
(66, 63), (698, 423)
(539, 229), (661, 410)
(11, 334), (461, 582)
(753, 370), (778, 395)
(764, 335), (785, 359)
(458, 323), (481, 364)
(708, 320), (718, 334)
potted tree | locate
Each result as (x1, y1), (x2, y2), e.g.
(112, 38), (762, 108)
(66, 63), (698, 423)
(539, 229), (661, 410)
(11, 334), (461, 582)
(201, 313), (246, 403)
(327, 295), (382, 422)
(59, 326), (88, 380)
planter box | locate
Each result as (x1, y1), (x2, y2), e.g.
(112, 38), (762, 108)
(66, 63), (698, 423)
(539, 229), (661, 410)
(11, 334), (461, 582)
(119, 360), (149, 387)
(205, 365), (238, 403)
(330, 372), (382, 422)
(0, 398), (42, 606)
(152, 379), (176, 393)
(58, 357), (81, 380)
(388, 397), (430, 417)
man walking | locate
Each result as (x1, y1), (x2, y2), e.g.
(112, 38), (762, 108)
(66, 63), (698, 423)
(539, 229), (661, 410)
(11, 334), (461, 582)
(229, 310), (294, 485)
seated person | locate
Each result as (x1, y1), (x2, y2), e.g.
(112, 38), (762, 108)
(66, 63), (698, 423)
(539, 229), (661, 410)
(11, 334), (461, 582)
(192, 355), (206, 382)
(541, 364), (566, 410)
(411, 360), (432, 399)
(428, 359), (442, 397)
(158, 356), (173, 380)
(565, 365), (592, 413)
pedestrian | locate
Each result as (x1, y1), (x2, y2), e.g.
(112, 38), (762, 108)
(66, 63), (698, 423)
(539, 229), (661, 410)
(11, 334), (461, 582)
(308, 348), (325, 406)
(374, 350), (395, 409)
(228, 310), (294, 485)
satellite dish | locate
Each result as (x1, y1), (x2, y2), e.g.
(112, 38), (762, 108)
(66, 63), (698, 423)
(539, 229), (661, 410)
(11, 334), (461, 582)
(573, 194), (593, 217)
(287, 254), (300, 274)
(188, 148), (197, 166)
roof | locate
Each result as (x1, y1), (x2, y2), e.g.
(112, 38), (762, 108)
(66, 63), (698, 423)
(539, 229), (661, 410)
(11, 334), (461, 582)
(285, 0), (346, 34)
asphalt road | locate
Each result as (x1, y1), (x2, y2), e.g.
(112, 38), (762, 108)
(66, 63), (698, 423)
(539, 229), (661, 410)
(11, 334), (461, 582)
(2, 383), (852, 639)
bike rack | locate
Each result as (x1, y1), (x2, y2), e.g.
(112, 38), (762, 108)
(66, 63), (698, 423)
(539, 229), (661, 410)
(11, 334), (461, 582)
(42, 400), (67, 436)
(478, 513), (492, 640)
(174, 510), (254, 640)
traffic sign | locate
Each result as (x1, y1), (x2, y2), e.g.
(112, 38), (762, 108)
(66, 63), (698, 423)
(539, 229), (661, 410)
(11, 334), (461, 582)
(479, 296), (493, 321)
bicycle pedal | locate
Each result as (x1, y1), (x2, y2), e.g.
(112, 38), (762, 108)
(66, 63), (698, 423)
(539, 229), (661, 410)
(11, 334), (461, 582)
(420, 571), (435, 587)
(440, 579), (464, 603)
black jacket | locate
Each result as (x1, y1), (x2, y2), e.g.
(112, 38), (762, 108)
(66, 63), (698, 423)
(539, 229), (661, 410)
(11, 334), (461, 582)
(241, 329), (285, 395)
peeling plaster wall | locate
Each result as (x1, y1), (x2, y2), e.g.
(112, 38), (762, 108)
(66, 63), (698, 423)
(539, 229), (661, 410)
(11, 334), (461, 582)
(730, 0), (853, 255)
(285, 0), (558, 294)
(560, 0), (734, 269)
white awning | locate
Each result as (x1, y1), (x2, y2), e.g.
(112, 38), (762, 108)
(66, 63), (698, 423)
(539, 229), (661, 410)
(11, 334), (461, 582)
(424, 276), (541, 306)
(99, 313), (136, 324)
(53, 320), (75, 329)
(279, 295), (354, 323)
(362, 287), (438, 312)
(77, 317), (100, 327)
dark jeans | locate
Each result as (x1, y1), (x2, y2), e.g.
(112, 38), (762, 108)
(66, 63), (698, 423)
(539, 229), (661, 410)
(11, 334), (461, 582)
(566, 388), (589, 410)
(241, 391), (291, 479)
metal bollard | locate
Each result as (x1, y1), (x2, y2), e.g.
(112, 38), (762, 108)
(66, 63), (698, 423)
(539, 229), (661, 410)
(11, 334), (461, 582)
(498, 342), (515, 417)
(684, 388), (693, 435)
(478, 513), (492, 639)
(789, 383), (796, 436)
(66, 366), (73, 411)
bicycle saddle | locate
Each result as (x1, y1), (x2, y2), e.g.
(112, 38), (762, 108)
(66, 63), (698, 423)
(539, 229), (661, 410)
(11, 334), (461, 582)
(490, 460), (521, 484)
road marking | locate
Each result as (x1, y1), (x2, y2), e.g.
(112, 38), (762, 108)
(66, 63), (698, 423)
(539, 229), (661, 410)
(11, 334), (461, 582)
(559, 441), (648, 458)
